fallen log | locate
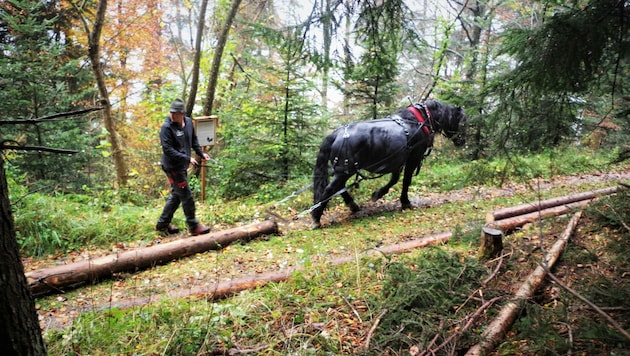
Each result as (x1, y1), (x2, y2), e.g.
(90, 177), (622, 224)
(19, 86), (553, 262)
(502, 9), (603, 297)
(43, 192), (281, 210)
(465, 211), (582, 356)
(486, 185), (624, 223)
(487, 199), (590, 233)
(85, 231), (454, 311)
(26, 220), (278, 297)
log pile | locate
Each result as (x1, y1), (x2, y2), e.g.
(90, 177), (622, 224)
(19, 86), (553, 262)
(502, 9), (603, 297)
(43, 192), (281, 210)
(478, 185), (626, 258)
(485, 185), (624, 231)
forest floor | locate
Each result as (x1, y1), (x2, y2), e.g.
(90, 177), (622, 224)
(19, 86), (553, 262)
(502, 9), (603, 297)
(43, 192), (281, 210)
(25, 167), (630, 354)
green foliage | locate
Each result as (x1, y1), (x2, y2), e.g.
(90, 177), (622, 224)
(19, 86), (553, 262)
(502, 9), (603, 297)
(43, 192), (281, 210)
(461, 148), (583, 187)
(498, 303), (572, 355)
(500, 0), (625, 94)
(10, 178), (160, 256)
(0, 0), (100, 193)
(211, 22), (327, 199)
(587, 190), (630, 234)
(45, 301), (230, 355)
(445, 0), (630, 158)
(337, 0), (409, 119)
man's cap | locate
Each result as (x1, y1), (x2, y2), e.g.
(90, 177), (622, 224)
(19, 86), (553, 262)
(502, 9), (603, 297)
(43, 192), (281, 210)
(169, 98), (185, 113)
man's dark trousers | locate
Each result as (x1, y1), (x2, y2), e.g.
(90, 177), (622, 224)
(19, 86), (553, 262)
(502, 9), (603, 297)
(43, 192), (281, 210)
(157, 168), (199, 229)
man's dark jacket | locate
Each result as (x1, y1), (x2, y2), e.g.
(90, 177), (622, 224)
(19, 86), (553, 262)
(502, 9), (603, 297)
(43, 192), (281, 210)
(160, 116), (204, 171)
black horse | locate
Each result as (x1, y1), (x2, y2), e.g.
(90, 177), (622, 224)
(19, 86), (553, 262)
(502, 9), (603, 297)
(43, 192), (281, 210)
(311, 101), (467, 228)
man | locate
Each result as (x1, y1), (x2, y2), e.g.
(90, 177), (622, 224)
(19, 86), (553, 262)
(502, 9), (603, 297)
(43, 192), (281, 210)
(155, 98), (211, 236)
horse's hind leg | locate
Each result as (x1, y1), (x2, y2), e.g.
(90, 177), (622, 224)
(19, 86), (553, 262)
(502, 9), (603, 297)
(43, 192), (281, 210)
(311, 174), (351, 228)
(371, 170), (401, 202)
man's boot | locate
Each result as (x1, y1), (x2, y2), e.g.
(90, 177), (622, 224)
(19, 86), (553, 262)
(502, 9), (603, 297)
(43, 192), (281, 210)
(190, 224), (211, 236)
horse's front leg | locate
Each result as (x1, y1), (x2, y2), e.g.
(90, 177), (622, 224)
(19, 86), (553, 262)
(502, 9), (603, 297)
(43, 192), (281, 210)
(341, 191), (360, 213)
(371, 169), (401, 202)
(400, 160), (423, 210)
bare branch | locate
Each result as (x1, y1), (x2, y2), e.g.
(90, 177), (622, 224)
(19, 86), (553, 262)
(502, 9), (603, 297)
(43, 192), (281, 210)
(0, 144), (79, 155)
(545, 270), (630, 342)
(0, 107), (103, 125)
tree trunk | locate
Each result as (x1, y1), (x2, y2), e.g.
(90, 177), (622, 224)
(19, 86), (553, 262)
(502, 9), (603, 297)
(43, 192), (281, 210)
(466, 212), (582, 356)
(26, 220), (278, 297)
(185, 0), (209, 116)
(202, 0), (244, 116)
(0, 159), (47, 355)
(321, 0), (331, 108)
(342, 0), (352, 116)
(88, 0), (128, 187)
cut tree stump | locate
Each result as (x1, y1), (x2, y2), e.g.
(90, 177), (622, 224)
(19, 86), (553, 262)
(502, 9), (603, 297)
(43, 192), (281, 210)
(26, 220), (278, 297)
(478, 226), (503, 260)
(465, 211), (582, 356)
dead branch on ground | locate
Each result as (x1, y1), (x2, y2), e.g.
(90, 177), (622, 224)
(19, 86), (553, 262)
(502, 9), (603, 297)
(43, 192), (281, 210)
(465, 211), (582, 356)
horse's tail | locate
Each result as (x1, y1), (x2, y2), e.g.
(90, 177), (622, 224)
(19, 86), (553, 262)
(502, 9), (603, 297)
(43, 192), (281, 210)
(313, 134), (334, 204)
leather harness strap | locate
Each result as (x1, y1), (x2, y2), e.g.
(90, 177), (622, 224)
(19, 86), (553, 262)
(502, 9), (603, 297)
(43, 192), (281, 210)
(407, 104), (433, 136)
(407, 104), (435, 159)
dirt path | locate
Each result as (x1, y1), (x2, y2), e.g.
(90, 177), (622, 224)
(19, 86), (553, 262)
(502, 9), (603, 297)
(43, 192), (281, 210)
(34, 169), (630, 333)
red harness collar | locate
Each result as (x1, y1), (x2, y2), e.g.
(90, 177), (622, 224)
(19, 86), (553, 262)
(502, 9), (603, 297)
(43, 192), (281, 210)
(407, 105), (433, 136)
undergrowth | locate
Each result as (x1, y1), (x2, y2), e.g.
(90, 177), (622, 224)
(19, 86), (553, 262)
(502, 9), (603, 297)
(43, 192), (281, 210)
(495, 191), (630, 355)
(370, 247), (490, 354)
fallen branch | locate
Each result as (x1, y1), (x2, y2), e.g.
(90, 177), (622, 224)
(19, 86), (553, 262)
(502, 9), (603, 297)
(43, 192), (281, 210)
(425, 296), (503, 356)
(364, 309), (388, 350)
(465, 211), (582, 356)
(27, 220), (279, 297)
(545, 270), (630, 342)
(481, 250), (508, 287)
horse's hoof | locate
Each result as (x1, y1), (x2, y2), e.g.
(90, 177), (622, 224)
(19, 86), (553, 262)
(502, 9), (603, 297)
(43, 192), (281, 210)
(401, 203), (413, 210)
(370, 192), (381, 202)
(311, 221), (322, 229)
(349, 202), (361, 213)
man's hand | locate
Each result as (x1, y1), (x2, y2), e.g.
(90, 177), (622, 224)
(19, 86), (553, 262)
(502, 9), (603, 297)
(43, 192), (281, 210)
(202, 153), (211, 161)
(190, 157), (199, 166)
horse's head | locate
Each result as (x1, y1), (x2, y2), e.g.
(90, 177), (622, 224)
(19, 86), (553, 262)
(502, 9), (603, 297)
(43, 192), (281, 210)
(449, 106), (467, 147)
(434, 104), (466, 147)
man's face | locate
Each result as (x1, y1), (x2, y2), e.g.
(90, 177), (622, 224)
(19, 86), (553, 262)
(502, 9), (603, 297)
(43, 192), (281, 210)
(170, 112), (184, 125)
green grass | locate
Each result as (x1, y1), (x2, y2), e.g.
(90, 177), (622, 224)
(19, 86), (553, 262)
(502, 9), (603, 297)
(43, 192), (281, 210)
(12, 146), (619, 258)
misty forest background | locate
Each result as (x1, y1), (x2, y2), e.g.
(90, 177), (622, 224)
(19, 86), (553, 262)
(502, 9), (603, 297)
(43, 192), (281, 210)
(1, 0), (628, 242)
